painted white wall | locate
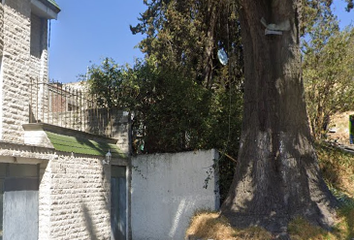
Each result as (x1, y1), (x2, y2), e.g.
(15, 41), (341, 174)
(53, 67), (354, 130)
(131, 149), (219, 240)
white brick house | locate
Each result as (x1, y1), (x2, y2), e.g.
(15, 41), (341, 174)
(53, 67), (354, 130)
(0, 1), (131, 240)
(0, 1), (220, 240)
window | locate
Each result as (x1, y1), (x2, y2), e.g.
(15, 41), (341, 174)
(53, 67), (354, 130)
(30, 14), (44, 58)
(68, 103), (79, 112)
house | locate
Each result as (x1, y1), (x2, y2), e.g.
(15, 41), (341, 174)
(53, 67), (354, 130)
(0, 1), (219, 240)
(0, 1), (131, 239)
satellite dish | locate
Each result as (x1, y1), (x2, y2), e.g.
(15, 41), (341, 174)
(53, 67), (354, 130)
(217, 49), (228, 66)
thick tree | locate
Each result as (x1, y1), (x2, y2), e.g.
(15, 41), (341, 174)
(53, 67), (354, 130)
(221, 0), (338, 233)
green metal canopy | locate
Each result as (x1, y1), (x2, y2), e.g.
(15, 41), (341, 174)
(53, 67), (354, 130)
(45, 131), (126, 158)
(46, 0), (60, 9)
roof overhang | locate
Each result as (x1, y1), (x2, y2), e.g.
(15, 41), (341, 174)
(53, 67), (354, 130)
(23, 123), (128, 159)
(31, 0), (60, 20)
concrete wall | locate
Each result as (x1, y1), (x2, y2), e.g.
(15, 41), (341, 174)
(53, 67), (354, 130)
(131, 149), (219, 240)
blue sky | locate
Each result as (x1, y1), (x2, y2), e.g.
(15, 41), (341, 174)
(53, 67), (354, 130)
(333, 0), (354, 28)
(49, 1), (353, 83)
(49, 0), (147, 83)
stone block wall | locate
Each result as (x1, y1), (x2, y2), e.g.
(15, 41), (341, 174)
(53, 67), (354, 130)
(85, 109), (131, 153)
(0, 3), (3, 55)
(0, 1), (117, 239)
(0, 2), (3, 141)
(112, 111), (131, 154)
(1, 0), (31, 143)
(0, 142), (113, 240)
(1, 0), (49, 144)
(39, 154), (111, 240)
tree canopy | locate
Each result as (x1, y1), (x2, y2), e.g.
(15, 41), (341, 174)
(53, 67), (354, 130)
(301, 1), (354, 139)
(85, 0), (354, 234)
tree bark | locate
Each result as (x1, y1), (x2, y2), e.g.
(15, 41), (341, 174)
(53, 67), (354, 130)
(221, 0), (337, 233)
(203, 0), (218, 89)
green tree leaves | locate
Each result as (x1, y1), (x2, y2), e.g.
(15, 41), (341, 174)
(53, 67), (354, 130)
(302, 5), (354, 139)
(125, 0), (244, 155)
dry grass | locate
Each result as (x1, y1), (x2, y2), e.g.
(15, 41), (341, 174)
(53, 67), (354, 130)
(186, 211), (272, 240)
(186, 137), (354, 240)
(317, 143), (354, 197)
(287, 217), (343, 240)
(186, 211), (354, 240)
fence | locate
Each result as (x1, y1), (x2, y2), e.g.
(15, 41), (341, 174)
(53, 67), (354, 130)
(29, 79), (121, 137)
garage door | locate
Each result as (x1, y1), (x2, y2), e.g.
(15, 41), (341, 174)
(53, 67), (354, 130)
(0, 163), (39, 240)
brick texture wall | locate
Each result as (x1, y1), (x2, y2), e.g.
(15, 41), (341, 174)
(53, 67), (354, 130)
(39, 154), (111, 240)
(0, 142), (113, 240)
(0, 2), (3, 141)
(0, 2), (116, 239)
(2, 0), (31, 143)
(1, 0), (48, 144)
(0, 3), (3, 55)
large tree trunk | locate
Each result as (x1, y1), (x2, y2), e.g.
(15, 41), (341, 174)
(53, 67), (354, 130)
(221, 0), (337, 233)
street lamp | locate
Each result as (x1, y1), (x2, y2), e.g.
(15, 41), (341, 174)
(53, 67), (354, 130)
(103, 150), (112, 165)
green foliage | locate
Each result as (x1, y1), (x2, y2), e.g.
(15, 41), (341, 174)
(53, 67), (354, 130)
(87, 0), (244, 202)
(130, 58), (243, 155)
(84, 0), (354, 206)
(86, 58), (139, 109)
(301, 0), (333, 36)
(128, 0), (244, 157)
(302, 0), (354, 140)
(129, 1), (243, 203)
(86, 56), (243, 155)
(315, 141), (354, 239)
(131, 58), (212, 152)
(303, 27), (354, 140)
(345, 0), (354, 11)
(316, 141), (354, 197)
(131, 0), (243, 89)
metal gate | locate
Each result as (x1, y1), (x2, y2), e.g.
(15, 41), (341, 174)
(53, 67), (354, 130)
(111, 166), (127, 240)
(0, 163), (39, 240)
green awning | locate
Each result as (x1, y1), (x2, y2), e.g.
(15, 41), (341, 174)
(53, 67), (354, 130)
(46, 0), (60, 10)
(46, 131), (126, 158)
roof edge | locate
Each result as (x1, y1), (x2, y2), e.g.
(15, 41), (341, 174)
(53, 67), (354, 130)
(39, 0), (60, 12)
(23, 123), (129, 159)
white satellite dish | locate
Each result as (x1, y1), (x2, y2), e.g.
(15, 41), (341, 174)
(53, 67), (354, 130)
(217, 49), (228, 66)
